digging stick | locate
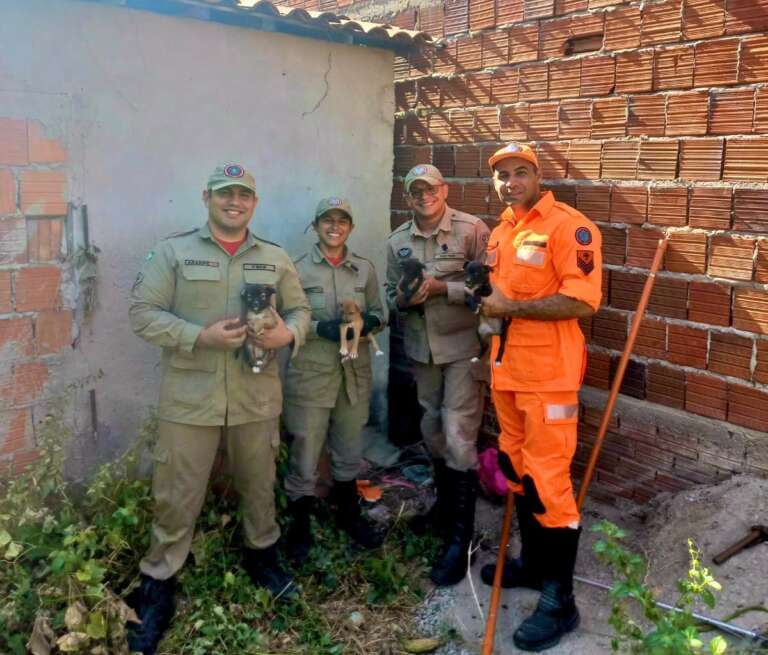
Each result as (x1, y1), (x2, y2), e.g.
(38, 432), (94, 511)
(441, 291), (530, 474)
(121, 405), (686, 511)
(576, 236), (668, 509)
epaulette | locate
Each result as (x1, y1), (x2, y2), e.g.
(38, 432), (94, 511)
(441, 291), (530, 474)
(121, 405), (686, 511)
(163, 227), (198, 240)
(553, 201), (587, 220)
(293, 253), (308, 265)
(390, 220), (412, 236)
(254, 236), (283, 249)
(350, 252), (374, 266)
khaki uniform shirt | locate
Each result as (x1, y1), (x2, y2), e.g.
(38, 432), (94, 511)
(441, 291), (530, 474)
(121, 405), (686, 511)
(129, 223), (311, 426)
(385, 206), (490, 365)
(284, 244), (386, 408)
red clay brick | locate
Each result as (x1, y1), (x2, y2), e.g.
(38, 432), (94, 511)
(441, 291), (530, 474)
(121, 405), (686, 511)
(20, 171), (67, 217)
(602, 141), (639, 180)
(710, 89), (755, 135)
(434, 42), (457, 76)
(755, 88), (768, 132)
(647, 362), (685, 408)
(456, 34), (483, 73)
(576, 185), (611, 221)
(545, 183), (576, 206)
(454, 145), (480, 177)
(482, 30), (509, 67)
(592, 308), (628, 350)
(27, 121), (66, 164)
(466, 72), (492, 107)
(499, 104), (529, 140)
(491, 69), (519, 105)
(733, 288), (768, 334)
(733, 189), (768, 232)
(666, 231), (707, 274)
(683, 0), (725, 38)
(615, 51), (654, 93)
(519, 63), (549, 102)
(0, 170), (16, 216)
(667, 324), (707, 367)
(739, 34), (768, 83)
(539, 17), (572, 59)
(391, 8), (417, 30)
(409, 48), (432, 78)
(556, 0), (588, 13)
(428, 112), (452, 144)
(642, 0), (683, 45)
(27, 218), (64, 262)
(0, 317), (33, 360)
(470, 0), (496, 29)
(723, 138), (768, 182)
(497, 0), (525, 23)
(568, 141), (602, 179)
(649, 276), (688, 319)
(609, 269), (643, 310)
(528, 102), (560, 140)
(612, 356), (646, 399)
(635, 316), (667, 358)
(394, 56), (409, 81)
(0, 118), (28, 166)
(462, 182), (489, 214)
(434, 147), (456, 177)
(754, 339), (768, 383)
(395, 81), (417, 112)
(571, 11), (605, 36)
(509, 24), (540, 63)
(14, 266), (61, 312)
(678, 139), (724, 181)
(579, 55), (615, 97)
(391, 179), (408, 211)
(444, 0), (470, 35)
(628, 95), (667, 137)
(419, 4), (445, 36)
(611, 186), (647, 224)
(537, 142), (569, 178)
(592, 99), (628, 139)
(726, 0), (768, 34)
(756, 241), (768, 284)
(709, 331), (753, 379)
(12, 448), (42, 472)
(13, 361), (48, 406)
(559, 100), (592, 139)
(689, 281), (731, 326)
(393, 146), (431, 177)
(600, 224), (627, 265)
(727, 383), (768, 431)
(653, 45), (694, 90)
(688, 186), (731, 228)
(418, 79), (442, 109)
(584, 348), (611, 388)
(525, 0), (555, 20)
(648, 187), (688, 226)
(666, 91), (710, 137)
(36, 310), (73, 355)
(709, 235), (755, 280)
(442, 78), (468, 109)
(0, 271), (10, 313)
(474, 108), (500, 141)
(0, 409), (33, 456)
(638, 140), (679, 180)
(0, 218), (27, 265)
(548, 59), (581, 99)
(447, 182), (463, 208)
(627, 226), (665, 267)
(604, 6), (642, 50)
(694, 39), (739, 87)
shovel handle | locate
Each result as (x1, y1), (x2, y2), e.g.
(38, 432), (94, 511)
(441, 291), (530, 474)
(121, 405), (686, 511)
(713, 528), (762, 565)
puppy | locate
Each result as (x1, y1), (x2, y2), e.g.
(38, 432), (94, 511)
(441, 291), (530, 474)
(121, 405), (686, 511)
(463, 260), (493, 313)
(339, 298), (383, 360)
(398, 258), (426, 305)
(239, 283), (278, 373)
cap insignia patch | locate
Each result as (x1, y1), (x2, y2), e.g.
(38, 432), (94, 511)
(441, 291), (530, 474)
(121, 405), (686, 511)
(224, 164), (244, 178)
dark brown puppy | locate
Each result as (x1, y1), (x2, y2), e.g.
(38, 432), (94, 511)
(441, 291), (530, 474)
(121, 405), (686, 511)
(239, 283), (278, 373)
(398, 257), (426, 304)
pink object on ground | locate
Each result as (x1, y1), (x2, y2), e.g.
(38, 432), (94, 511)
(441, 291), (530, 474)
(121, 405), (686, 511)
(478, 447), (509, 498)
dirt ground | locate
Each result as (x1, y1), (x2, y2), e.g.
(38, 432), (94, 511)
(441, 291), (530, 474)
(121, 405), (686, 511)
(378, 471), (768, 654)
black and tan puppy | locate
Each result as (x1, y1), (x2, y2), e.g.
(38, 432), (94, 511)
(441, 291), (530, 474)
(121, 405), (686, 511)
(398, 257), (426, 304)
(239, 283), (278, 373)
(463, 260), (493, 313)
(339, 298), (383, 360)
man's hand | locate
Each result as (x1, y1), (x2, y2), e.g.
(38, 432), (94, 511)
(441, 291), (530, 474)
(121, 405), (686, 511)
(396, 276), (443, 308)
(480, 284), (516, 318)
(196, 319), (247, 351)
(253, 313), (295, 350)
(420, 275), (448, 298)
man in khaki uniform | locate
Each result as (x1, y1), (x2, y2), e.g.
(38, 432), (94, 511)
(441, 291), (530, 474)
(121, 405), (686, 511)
(386, 164), (489, 586)
(127, 164), (311, 655)
(283, 197), (386, 560)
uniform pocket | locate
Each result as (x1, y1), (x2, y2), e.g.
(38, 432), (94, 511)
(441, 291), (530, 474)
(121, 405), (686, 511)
(306, 290), (326, 311)
(502, 320), (559, 382)
(434, 258), (465, 276)
(180, 265), (221, 308)
(243, 269), (278, 286)
(170, 349), (217, 371)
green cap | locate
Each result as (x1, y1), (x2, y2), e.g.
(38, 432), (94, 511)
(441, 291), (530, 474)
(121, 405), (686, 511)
(207, 164), (256, 193)
(404, 164), (445, 192)
(315, 196), (353, 221)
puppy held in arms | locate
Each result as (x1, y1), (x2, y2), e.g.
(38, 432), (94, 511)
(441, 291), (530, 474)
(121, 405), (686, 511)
(463, 260), (509, 366)
(339, 298), (383, 361)
(239, 283), (278, 373)
(398, 257), (426, 304)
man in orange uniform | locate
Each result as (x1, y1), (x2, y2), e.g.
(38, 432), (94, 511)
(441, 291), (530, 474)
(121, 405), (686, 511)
(478, 143), (602, 652)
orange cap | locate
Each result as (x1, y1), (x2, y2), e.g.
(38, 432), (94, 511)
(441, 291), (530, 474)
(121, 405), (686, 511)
(488, 143), (539, 171)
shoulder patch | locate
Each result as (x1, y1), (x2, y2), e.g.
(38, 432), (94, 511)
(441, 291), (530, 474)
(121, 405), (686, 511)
(397, 246), (413, 258)
(575, 227), (593, 246)
(391, 220), (412, 236)
(576, 250), (595, 275)
(163, 227), (198, 240)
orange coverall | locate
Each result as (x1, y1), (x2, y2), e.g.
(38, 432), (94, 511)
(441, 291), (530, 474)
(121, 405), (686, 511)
(487, 191), (602, 527)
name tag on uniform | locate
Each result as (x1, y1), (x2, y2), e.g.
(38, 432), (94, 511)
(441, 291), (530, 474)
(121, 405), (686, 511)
(244, 263), (276, 272)
(185, 259), (219, 267)
(354, 286), (365, 292)
(435, 251), (464, 259)
(516, 246), (546, 266)
(304, 286), (323, 293)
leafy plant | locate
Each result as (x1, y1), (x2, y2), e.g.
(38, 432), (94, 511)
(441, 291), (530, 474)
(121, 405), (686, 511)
(593, 520), (729, 655)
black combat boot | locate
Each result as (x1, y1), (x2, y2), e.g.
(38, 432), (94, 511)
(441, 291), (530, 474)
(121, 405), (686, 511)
(429, 468), (478, 586)
(333, 479), (384, 549)
(242, 543), (298, 599)
(410, 459), (451, 538)
(286, 496), (314, 564)
(126, 574), (176, 655)
(512, 527), (581, 652)
(480, 494), (542, 590)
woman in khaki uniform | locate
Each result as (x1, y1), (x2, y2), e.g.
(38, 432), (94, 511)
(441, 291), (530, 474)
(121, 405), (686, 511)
(283, 197), (386, 560)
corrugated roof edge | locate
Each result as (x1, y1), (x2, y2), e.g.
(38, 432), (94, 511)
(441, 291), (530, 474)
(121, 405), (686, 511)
(74, 0), (434, 53)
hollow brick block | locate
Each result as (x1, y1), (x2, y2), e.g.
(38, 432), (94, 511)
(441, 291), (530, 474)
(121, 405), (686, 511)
(667, 324), (707, 368)
(0, 118), (28, 166)
(666, 231), (707, 273)
(649, 275), (688, 319)
(733, 288), (768, 334)
(683, 0), (725, 38)
(653, 45), (694, 90)
(666, 91), (710, 137)
(689, 281), (731, 326)
(727, 383), (768, 432)
(709, 331), (753, 379)
(604, 6), (641, 50)
(678, 139), (724, 181)
(710, 88), (755, 135)
(723, 138), (768, 182)
(648, 186), (688, 226)
(733, 188), (768, 232)
(627, 95), (666, 137)
(694, 39), (739, 86)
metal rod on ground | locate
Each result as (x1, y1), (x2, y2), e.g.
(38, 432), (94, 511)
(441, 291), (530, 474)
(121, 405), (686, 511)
(481, 491), (515, 655)
(574, 575), (768, 646)
(576, 237), (669, 510)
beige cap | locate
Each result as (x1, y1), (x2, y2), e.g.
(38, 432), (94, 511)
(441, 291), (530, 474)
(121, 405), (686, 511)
(207, 164), (256, 192)
(315, 196), (353, 221)
(404, 164), (445, 192)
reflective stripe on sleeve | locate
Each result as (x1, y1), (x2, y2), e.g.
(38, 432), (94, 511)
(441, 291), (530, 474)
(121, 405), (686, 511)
(516, 247), (546, 266)
(545, 403), (579, 421)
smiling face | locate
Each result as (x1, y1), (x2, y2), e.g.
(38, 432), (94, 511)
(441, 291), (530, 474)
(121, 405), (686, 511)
(492, 158), (542, 211)
(406, 180), (449, 222)
(314, 208), (353, 255)
(203, 184), (257, 239)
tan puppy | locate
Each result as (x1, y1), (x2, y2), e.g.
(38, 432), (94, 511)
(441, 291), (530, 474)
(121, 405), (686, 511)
(339, 298), (383, 360)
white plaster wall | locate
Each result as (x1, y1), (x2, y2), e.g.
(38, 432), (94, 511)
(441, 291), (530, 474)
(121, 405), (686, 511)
(1, 0), (394, 459)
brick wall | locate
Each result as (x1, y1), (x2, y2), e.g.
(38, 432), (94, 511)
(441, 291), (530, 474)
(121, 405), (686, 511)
(0, 118), (74, 474)
(281, 0), (768, 500)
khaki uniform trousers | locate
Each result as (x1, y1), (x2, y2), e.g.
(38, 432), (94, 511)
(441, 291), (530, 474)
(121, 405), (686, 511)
(283, 384), (369, 501)
(140, 418), (280, 581)
(412, 358), (483, 472)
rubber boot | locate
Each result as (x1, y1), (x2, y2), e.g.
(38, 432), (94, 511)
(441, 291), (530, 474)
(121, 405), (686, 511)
(512, 527), (581, 652)
(333, 479), (383, 550)
(480, 494), (542, 590)
(242, 543), (298, 599)
(429, 468), (477, 587)
(126, 574), (176, 655)
(286, 496), (314, 564)
(410, 458), (450, 538)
